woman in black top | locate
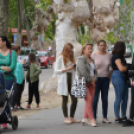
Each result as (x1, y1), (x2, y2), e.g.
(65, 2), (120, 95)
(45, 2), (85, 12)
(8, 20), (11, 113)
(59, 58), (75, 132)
(111, 41), (128, 123)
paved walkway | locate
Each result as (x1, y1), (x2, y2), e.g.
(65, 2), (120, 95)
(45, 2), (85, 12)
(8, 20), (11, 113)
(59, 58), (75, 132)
(2, 87), (134, 134)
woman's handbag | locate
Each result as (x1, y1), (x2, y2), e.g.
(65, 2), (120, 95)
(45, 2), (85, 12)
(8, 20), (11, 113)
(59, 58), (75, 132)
(71, 75), (87, 98)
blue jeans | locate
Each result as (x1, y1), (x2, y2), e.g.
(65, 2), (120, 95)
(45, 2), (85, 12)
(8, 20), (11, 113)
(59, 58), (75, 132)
(6, 79), (14, 91)
(111, 70), (128, 118)
(93, 77), (110, 119)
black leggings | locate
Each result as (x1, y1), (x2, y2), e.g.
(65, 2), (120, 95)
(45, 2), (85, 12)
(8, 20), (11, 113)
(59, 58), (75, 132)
(11, 80), (25, 107)
(62, 73), (77, 118)
(28, 80), (40, 105)
(130, 86), (134, 119)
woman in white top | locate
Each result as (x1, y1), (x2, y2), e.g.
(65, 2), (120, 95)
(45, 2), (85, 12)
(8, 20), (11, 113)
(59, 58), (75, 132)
(55, 43), (80, 124)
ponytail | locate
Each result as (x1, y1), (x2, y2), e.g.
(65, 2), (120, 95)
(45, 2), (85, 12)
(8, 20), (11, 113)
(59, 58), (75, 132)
(0, 36), (12, 49)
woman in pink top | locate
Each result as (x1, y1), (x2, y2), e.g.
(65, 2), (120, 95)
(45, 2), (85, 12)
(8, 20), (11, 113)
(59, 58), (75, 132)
(92, 40), (113, 123)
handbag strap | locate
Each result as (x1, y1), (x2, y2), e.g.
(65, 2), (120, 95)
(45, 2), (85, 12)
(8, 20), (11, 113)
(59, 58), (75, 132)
(76, 59), (85, 83)
(76, 59), (79, 77)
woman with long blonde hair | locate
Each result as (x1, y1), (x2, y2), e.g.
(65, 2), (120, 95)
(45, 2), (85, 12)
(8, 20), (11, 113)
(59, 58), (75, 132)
(77, 43), (97, 127)
(55, 43), (80, 124)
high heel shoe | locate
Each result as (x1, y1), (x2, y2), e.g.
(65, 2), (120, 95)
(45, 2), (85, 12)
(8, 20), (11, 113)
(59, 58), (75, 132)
(82, 119), (90, 126)
(90, 123), (97, 127)
(90, 119), (97, 127)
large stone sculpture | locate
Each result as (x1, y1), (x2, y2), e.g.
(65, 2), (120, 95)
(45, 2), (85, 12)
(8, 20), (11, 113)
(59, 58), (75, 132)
(42, 0), (120, 93)
(85, 0), (120, 43)
(53, 0), (120, 58)
(31, 0), (120, 53)
(53, 0), (90, 59)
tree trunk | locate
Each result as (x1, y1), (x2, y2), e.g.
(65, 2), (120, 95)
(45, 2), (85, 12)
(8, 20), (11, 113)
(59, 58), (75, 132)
(38, 32), (44, 50)
(0, 0), (10, 36)
(16, 0), (31, 46)
(24, 13), (31, 47)
(54, 0), (90, 59)
(15, 0), (25, 46)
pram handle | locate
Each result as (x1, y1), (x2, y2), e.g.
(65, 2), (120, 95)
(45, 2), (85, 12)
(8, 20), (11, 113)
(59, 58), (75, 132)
(4, 72), (16, 99)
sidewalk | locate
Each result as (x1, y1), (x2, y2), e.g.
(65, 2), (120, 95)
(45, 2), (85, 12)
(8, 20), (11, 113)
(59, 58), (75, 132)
(3, 87), (133, 134)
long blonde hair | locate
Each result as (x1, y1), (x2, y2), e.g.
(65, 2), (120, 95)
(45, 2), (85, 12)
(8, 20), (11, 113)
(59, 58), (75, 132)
(61, 43), (75, 65)
(80, 43), (93, 56)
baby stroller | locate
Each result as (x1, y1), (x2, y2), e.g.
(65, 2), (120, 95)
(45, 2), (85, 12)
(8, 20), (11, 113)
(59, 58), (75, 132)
(0, 71), (18, 133)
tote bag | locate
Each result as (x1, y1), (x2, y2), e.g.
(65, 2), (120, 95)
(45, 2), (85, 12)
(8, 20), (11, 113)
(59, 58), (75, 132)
(71, 75), (86, 98)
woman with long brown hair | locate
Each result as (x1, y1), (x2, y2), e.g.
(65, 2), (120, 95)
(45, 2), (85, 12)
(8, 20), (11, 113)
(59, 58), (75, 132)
(55, 43), (80, 124)
(77, 43), (97, 127)
(111, 41), (128, 123)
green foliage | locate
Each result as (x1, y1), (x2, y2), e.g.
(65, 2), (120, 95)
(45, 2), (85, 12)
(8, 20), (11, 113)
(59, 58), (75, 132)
(9, 0), (18, 28)
(44, 22), (55, 43)
(38, 0), (52, 11)
(9, 0), (55, 43)
(81, 34), (91, 45)
(64, 0), (70, 3)
(119, 0), (124, 4)
(24, 0), (35, 28)
(113, 0), (132, 42)
(35, 0), (55, 42)
(35, 31), (39, 37)
(102, 32), (119, 45)
(77, 26), (93, 45)
(7, 28), (13, 42)
(9, 0), (35, 29)
(35, 4), (42, 8)
(44, 37), (52, 44)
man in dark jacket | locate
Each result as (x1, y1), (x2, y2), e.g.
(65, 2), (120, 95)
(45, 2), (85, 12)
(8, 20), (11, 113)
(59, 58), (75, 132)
(123, 57), (134, 127)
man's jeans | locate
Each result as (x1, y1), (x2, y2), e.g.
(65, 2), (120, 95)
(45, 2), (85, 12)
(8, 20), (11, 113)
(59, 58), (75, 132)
(111, 70), (128, 118)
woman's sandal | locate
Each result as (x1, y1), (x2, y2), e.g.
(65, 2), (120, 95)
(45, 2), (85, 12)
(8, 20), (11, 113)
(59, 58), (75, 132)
(64, 120), (72, 124)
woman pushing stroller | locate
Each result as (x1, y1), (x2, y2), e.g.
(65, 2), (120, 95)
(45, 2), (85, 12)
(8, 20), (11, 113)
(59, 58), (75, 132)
(0, 36), (17, 129)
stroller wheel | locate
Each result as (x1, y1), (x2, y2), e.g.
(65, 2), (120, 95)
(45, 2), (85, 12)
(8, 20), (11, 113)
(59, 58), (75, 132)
(12, 116), (18, 130)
